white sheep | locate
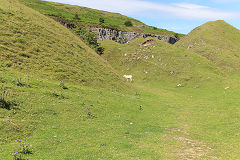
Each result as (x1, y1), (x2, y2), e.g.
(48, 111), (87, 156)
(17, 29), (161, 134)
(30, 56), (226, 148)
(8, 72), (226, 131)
(123, 75), (133, 82)
(177, 84), (182, 87)
(224, 86), (230, 90)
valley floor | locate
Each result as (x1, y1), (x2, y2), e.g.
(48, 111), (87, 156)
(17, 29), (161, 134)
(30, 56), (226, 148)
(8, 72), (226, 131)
(1, 69), (240, 159)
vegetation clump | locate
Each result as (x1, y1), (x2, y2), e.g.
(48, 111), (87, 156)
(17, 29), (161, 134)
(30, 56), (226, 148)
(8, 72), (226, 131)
(0, 98), (12, 110)
(99, 18), (104, 24)
(124, 20), (133, 27)
(0, 87), (15, 110)
(16, 139), (32, 154)
(12, 152), (23, 160)
(12, 139), (32, 159)
(75, 27), (104, 55)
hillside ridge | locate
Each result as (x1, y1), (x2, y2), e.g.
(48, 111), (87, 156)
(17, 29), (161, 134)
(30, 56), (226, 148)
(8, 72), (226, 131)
(176, 20), (240, 73)
(0, 0), (126, 89)
(19, 0), (182, 36)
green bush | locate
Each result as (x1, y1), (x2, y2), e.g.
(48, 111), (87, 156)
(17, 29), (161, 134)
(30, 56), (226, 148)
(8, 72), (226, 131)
(75, 27), (104, 55)
(99, 18), (104, 24)
(124, 20), (133, 27)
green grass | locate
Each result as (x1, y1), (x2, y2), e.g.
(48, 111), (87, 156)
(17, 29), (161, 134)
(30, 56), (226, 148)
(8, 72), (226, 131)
(0, 0), (125, 89)
(101, 37), (222, 84)
(19, 0), (180, 36)
(176, 20), (240, 73)
(2, 64), (240, 159)
(2, 0), (240, 159)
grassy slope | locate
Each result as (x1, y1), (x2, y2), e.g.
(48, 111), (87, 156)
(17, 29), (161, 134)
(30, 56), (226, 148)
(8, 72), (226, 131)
(176, 20), (240, 73)
(2, 65), (240, 160)
(101, 37), (240, 159)
(1, 1), (240, 160)
(0, 0), (125, 89)
(101, 37), (221, 85)
(19, 0), (180, 36)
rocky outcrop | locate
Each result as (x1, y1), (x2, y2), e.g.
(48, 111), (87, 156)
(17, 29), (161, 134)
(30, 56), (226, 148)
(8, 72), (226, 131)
(52, 17), (178, 44)
(90, 28), (178, 44)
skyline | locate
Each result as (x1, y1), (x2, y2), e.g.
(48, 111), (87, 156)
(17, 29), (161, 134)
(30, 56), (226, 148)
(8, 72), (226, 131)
(45, 0), (240, 34)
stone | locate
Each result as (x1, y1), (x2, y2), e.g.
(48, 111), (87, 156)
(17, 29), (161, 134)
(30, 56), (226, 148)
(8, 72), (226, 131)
(90, 27), (178, 44)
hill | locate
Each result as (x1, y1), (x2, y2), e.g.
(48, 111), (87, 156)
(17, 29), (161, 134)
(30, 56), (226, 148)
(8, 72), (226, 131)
(2, 0), (240, 159)
(101, 37), (221, 85)
(0, 0), (125, 89)
(176, 20), (240, 73)
(19, 0), (181, 36)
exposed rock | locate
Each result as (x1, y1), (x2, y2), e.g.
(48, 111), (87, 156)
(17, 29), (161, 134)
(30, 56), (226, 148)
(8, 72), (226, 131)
(54, 17), (178, 44)
(90, 28), (178, 44)
(142, 39), (154, 46)
(51, 17), (76, 29)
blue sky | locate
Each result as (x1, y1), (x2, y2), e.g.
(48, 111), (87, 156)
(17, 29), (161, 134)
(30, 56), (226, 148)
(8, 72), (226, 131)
(46, 0), (240, 34)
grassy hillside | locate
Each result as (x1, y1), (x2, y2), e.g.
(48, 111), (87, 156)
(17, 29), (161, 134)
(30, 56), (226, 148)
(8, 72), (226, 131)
(176, 20), (240, 73)
(3, 61), (240, 160)
(101, 37), (221, 85)
(0, 0), (125, 89)
(19, 0), (180, 36)
(2, 0), (240, 159)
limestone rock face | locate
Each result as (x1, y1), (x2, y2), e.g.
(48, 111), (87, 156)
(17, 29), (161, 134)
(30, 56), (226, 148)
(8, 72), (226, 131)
(90, 28), (178, 44)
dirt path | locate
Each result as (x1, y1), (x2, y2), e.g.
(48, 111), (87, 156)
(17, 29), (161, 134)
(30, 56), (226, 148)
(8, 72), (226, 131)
(165, 127), (217, 160)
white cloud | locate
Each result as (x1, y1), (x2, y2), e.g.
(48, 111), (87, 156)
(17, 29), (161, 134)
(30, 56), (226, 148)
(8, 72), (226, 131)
(46, 0), (239, 20)
(173, 3), (209, 9)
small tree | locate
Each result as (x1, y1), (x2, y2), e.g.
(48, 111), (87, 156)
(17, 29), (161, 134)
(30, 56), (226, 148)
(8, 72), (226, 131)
(124, 20), (133, 27)
(99, 18), (105, 24)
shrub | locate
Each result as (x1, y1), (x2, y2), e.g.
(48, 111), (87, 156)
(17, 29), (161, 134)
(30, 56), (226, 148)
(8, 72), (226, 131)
(75, 27), (104, 55)
(99, 18), (104, 24)
(124, 20), (133, 27)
